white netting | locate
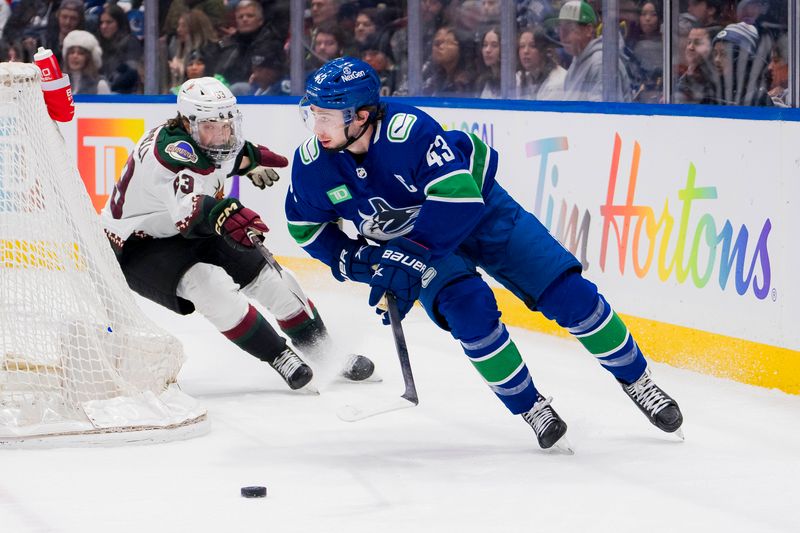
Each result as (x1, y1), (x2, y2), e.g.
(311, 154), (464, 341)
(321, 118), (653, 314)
(0, 62), (208, 446)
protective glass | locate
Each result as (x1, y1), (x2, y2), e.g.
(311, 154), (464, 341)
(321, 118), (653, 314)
(189, 112), (244, 162)
(299, 97), (353, 136)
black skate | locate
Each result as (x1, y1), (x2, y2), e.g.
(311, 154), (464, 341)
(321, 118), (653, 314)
(620, 369), (684, 436)
(521, 395), (572, 453)
(269, 347), (314, 390)
(340, 354), (376, 381)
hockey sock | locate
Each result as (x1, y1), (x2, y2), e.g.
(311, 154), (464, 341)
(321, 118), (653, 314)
(276, 302), (327, 351)
(436, 277), (538, 414)
(461, 323), (538, 414)
(538, 270), (646, 384)
(222, 304), (287, 363)
(568, 294), (646, 384)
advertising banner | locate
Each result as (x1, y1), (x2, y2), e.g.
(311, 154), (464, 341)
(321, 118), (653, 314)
(60, 101), (799, 391)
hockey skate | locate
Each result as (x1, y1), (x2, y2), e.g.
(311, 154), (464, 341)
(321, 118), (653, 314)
(521, 395), (573, 454)
(269, 346), (314, 391)
(340, 354), (378, 382)
(620, 369), (684, 438)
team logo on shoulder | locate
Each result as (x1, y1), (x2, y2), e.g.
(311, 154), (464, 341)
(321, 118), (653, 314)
(356, 167), (367, 179)
(358, 197), (420, 240)
(165, 141), (198, 163)
(387, 113), (417, 143)
(300, 137), (320, 164)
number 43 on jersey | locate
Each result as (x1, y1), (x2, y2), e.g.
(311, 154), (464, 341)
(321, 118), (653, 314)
(426, 135), (454, 167)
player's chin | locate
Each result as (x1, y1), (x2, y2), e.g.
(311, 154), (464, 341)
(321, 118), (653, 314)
(319, 138), (342, 151)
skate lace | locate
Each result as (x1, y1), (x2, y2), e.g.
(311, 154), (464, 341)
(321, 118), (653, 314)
(626, 375), (671, 416)
(271, 350), (304, 378)
(522, 396), (556, 436)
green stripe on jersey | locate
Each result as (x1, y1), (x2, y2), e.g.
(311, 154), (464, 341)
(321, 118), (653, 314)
(575, 311), (629, 355)
(467, 133), (489, 192)
(287, 221), (325, 246)
(425, 171), (483, 201)
(470, 339), (524, 384)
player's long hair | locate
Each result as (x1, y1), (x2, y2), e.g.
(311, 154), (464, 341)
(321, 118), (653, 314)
(165, 113), (188, 131)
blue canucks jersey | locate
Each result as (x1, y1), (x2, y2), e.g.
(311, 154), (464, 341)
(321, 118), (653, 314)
(285, 102), (498, 266)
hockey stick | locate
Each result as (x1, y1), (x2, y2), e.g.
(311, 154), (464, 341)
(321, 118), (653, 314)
(247, 230), (315, 318)
(337, 293), (418, 422)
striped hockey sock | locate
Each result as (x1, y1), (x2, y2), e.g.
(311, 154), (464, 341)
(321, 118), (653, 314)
(222, 304), (286, 363)
(568, 295), (646, 384)
(277, 302), (326, 351)
(461, 322), (538, 414)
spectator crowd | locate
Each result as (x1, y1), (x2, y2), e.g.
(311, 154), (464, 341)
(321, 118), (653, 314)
(0, 0), (789, 106)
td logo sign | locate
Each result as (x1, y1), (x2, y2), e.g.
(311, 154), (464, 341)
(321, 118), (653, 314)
(77, 118), (144, 213)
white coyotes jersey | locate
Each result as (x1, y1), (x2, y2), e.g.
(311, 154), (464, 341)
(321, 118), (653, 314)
(100, 124), (236, 248)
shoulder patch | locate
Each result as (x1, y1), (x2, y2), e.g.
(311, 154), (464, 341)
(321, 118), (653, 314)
(386, 113), (417, 143)
(164, 140), (199, 163)
(300, 136), (320, 165)
(326, 185), (352, 204)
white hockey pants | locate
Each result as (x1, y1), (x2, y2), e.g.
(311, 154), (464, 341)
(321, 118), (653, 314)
(176, 262), (306, 332)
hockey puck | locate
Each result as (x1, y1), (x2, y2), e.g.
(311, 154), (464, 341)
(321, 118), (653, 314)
(240, 486), (267, 498)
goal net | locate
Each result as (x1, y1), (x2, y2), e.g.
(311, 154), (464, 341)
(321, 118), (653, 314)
(0, 62), (207, 447)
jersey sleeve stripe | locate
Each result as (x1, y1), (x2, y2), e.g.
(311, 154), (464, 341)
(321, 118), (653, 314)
(425, 171), (484, 201)
(287, 220), (328, 246)
(426, 196), (485, 204)
(467, 133), (490, 193)
(423, 169), (470, 195)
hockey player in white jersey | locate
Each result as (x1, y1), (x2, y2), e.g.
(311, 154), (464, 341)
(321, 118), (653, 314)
(101, 77), (375, 390)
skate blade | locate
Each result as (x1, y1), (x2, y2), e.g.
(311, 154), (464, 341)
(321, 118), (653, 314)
(545, 436), (575, 455)
(673, 427), (685, 441)
(297, 383), (320, 395)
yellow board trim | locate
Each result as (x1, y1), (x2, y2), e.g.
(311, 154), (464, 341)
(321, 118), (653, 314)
(278, 256), (800, 395)
(0, 239), (84, 271)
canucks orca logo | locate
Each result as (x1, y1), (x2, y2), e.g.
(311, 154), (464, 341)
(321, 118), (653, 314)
(358, 197), (420, 241)
(165, 141), (198, 163)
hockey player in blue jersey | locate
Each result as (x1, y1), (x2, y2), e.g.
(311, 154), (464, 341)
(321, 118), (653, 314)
(285, 57), (683, 450)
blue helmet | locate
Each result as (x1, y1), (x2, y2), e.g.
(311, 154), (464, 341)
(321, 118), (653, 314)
(304, 57), (381, 123)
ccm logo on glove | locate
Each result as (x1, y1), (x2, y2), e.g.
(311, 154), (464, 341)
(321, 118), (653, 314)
(214, 201), (242, 234)
(209, 198), (268, 251)
(380, 249), (428, 273)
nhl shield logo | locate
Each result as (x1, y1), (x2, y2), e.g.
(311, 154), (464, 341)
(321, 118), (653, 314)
(356, 167), (367, 179)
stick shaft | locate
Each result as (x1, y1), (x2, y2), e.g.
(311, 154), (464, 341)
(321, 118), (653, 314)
(386, 293), (418, 405)
(246, 230), (314, 317)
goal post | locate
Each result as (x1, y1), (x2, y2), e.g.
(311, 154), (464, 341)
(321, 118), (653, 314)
(0, 63), (208, 447)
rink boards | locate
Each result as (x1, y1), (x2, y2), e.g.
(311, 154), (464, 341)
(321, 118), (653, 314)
(59, 97), (800, 394)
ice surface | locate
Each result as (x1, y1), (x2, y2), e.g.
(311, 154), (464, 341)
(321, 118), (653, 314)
(1, 281), (798, 533)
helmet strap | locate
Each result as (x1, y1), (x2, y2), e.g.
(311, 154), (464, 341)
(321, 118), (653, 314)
(321, 109), (374, 152)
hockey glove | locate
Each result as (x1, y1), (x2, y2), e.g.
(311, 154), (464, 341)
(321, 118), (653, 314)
(246, 165), (280, 189)
(235, 144), (288, 189)
(331, 237), (383, 284)
(367, 237), (432, 323)
(209, 198), (269, 251)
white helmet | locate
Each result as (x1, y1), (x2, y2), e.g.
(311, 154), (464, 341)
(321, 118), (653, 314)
(177, 77), (244, 163)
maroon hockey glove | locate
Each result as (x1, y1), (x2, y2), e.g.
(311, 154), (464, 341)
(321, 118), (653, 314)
(209, 198), (269, 251)
(234, 144), (289, 189)
(253, 145), (288, 168)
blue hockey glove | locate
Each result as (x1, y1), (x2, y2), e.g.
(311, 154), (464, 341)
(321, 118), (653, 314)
(331, 237), (383, 284)
(367, 237), (432, 323)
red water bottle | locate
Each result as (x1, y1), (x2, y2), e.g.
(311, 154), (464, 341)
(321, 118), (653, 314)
(34, 47), (75, 122)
